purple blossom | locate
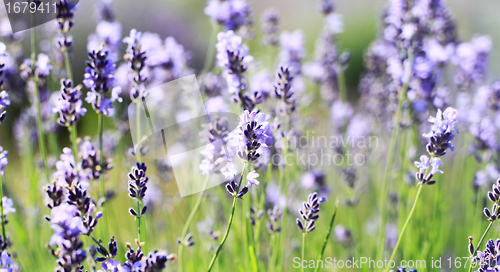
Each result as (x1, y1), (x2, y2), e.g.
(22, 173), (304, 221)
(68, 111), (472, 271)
(221, 162), (238, 179)
(99, 259), (122, 272)
(246, 170), (260, 186)
(1, 197), (15, 217)
(279, 30), (305, 75)
(0, 146), (7, 176)
(430, 157), (443, 175)
(204, 0), (251, 31)
(53, 79), (87, 127)
(414, 155), (430, 171)
(84, 49), (119, 116)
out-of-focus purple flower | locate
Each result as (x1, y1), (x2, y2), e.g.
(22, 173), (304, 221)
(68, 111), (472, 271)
(123, 29), (148, 100)
(279, 30), (305, 75)
(452, 35), (492, 87)
(1, 197), (15, 217)
(204, 0), (251, 31)
(261, 9), (280, 46)
(246, 170), (260, 186)
(0, 146), (7, 177)
(221, 162), (238, 179)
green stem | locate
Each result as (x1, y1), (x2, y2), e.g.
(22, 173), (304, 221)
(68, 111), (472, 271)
(206, 196), (238, 272)
(301, 232), (306, 272)
(135, 101), (142, 163)
(376, 50), (414, 260)
(202, 23), (219, 74)
(387, 183), (424, 268)
(468, 222), (494, 272)
(255, 160), (273, 254)
(31, 17), (50, 182)
(63, 50), (73, 82)
(313, 206), (338, 272)
(137, 199), (142, 242)
(207, 164), (247, 272)
(338, 64), (347, 103)
(0, 175), (6, 242)
(178, 175), (210, 272)
(68, 125), (78, 159)
(268, 234), (277, 272)
(97, 113), (109, 238)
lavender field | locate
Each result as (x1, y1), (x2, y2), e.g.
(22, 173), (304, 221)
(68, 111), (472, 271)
(0, 0), (500, 271)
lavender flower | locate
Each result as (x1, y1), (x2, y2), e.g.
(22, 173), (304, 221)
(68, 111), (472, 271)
(49, 203), (87, 271)
(127, 162), (149, 218)
(453, 35), (492, 88)
(236, 110), (269, 163)
(470, 238), (500, 272)
(84, 49), (121, 116)
(267, 206), (282, 233)
(296, 192), (325, 233)
(55, 0), (76, 50)
(482, 178), (500, 222)
(1, 197), (15, 217)
(123, 29), (148, 100)
(204, 0), (251, 31)
(422, 107), (458, 156)
(0, 43), (9, 124)
(121, 242), (174, 271)
(20, 53), (53, 81)
(0, 147), (6, 177)
(261, 9), (279, 46)
(274, 66), (296, 115)
(279, 30), (305, 75)
(216, 31), (254, 109)
(53, 79), (86, 126)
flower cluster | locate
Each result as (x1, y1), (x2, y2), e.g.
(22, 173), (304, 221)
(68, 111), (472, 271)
(452, 35), (491, 88)
(204, 0), (251, 31)
(236, 110), (269, 163)
(20, 53), (53, 81)
(296, 192), (325, 233)
(261, 9), (279, 47)
(225, 170), (260, 199)
(55, 0), (76, 50)
(123, 29), (148, 100)
(199, 117), (237, 177)
(422, 107), (458, 157)
(469, 238), (500, 272)
(216, 31), (254, 108)
(127, 162), (149, 218)
(0, 43), (9, 124)
(49, 203), (88, 271)
(84, 49), (122, 116)
(266, 206), (282, 233)
(0, 146), (7, 177)
(482, 177), (500, 222)
(274, 66), (296, 115)
(279, 30), (305, 76)
(414, 107), (457, 185)
(53, 79), (87, 127)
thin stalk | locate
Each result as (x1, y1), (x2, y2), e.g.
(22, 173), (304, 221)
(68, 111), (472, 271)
(97, 113), (109, 238)
(89, 234), (110, 257)
(468, 220), (494, 272)
(0, 175), (6, 242)
(206, 196), (238, 272)
(31, 17), (50, 182)
(337, 64), (347, 103)
(206, 164), (247, 272)
(68, 125), (78, 158)
(178, 175), (210, 272)
(202, 23), (219, 73)
(376, 50), (414, 260)
(137, 199), (142, 242)
(255, 159), (273, 254)
(301, 232), (306, 272)
(387, 183), (424, 268)
(135, 101), (142, 163)
(313, 206), (338, 272)
(268, 234), (277, 272)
